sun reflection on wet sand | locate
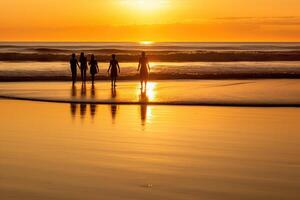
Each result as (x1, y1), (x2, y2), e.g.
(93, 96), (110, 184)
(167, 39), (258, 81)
(146, 82), (157, 101)
(137, 82), (157, 102)
(138, 83), (156, 126)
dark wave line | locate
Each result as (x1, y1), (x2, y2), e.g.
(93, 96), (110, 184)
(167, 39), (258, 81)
(1, 95), (300, 107)
(1, 51), (300, 62)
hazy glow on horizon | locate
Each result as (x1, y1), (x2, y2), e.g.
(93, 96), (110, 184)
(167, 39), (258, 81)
(1, 0), (300, 41)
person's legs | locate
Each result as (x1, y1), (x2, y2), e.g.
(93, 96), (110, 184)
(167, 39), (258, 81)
(91, 74), (94, 85)
(72, 73), (74, 85)
(113, 77), (117, 87)
(83, 70), (86, 82)
(80, 70), (83, 82)
(72, 71), (77, 85)
(84, 70), (87, 82)
(72, 75), (75, 85)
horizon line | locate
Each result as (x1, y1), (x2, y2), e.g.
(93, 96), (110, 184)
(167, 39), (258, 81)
(1, 41), (300, 43)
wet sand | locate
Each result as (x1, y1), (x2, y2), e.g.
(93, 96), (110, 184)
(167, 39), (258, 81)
(0, 99), (299, 200)
(1, 80), (300, 106)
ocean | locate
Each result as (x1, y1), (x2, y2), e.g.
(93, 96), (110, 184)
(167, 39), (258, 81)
(0, 42), (300, 81)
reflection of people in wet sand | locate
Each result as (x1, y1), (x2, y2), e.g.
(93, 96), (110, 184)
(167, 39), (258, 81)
(70, 53), (80, 85)
(107, 54), (120, 88)
(111, 105), (117, 122)
(89, 54), (99, 85)
(80, 83), (87, 118)
(70, 83), (98, 119)
(137, 52), (151, 91)
(90, 85), (97, 118)
(79, 52), (88, 83)
(111, 87), (118, 122)
(111, 86), (117, 98)
(70, 84), (77, 118)
(140, 89), (149, 125)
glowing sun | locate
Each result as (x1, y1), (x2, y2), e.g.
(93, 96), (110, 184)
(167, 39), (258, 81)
(121, 0), (169, 11)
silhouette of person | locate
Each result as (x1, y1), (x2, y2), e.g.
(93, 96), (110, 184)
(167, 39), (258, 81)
(80, 83), (87, 118)
(89, 54), (99, 85)
(111, 87), (118, 122)
(70, 53), (80, 85)
(107, 54), (120, 87)
(70, 84), (77, 118)
(79, 52), (88, 83)
(90, 84), (97, 118)
(137, 52), (150, 91)
(140, 89), (149, 126)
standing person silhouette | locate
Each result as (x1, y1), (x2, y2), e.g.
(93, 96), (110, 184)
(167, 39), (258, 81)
(70, 53), (80, 85)
(79, 52), (88, 83)
(137, 52), (150, 90)
(89, 54), (99, 85)
(107, 54), (120, 87)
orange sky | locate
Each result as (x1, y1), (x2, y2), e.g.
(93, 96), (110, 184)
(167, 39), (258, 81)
(1, 0), (300, 42)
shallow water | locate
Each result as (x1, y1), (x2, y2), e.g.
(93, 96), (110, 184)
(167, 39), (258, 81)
(1, 80), (300, 106)
(0, 100), (299, 200)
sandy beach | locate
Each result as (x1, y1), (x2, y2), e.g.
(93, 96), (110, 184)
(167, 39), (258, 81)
(2, 0), (300, 198)
(0, 98), (299, 200)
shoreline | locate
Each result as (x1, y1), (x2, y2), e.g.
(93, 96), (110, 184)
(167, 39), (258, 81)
(1, 79), (300, 107)
(2, 95), (300, 107)
(1, 74), (300, 82)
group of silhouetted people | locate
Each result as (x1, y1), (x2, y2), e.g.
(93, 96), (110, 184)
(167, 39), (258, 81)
(70, 53), (99, 85)
(70, 52), (150, 89)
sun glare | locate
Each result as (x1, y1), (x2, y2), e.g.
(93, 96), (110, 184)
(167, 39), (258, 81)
(140, 41), (154, 45)
(121, 0), (169, 11)
(146, 82), (157, 101)
(137, 82), (157, 102)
